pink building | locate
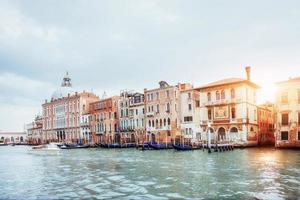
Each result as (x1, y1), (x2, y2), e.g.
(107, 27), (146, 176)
(42, 72), (99, 144)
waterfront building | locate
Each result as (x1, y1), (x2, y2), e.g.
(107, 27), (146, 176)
(118, 90), (135, 143)
(195, 67), (260, 146)
(42, 72), (99, 144)
(275, 77), (300, 148)
(0, 131), (27, 144)
(257, 102), (275, 146)
(89, 95), (119, 144)
(129, 92), (145, 144)
(80, 113), (92, 144)
(179, 88), (202, 144)
(144, 81), (192, 143)
(26, 115), (43, 144)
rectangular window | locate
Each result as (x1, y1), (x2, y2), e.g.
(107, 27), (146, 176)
(184, 116), (193, 122)
(166, 90), (170, 98)
(156, 92), (159, 100)
(298, 131), (300, 140)
(281, 131), (288, 140)
(188, 104), (192, 111)
(208, 109), (212, 120)
(281, 113), (289, 125)
(298, 112), (300, 125)
(195, 100), (200, 108)
(188, 93), (191, 99)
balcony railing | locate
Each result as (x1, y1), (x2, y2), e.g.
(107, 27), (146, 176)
(146, 112), (154, 117)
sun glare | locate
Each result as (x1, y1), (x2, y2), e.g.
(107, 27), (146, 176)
(257, 82), (277, 104)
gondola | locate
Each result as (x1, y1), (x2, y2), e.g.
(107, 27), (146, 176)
(107, 143), (122, 148)
(172, 144), (193, 151)
(121, 143), (136, 148)
(148, 142), (173, 150)
(173, 144), (203, 151)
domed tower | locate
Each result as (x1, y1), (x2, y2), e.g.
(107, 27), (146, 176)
(51, 71), (74, 99)
(61, 71), (72, 87)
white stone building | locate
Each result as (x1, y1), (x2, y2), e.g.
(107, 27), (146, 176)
(179, 88), (202, 143)
(129, 92), (145, 143)
(80, 113), (92, 144)
(196, 67), (260, 146)
(275, 77), (300, 148)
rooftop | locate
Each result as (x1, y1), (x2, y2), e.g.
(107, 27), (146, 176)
(276, 76), (300, 84)
(195, 77), (260, 90)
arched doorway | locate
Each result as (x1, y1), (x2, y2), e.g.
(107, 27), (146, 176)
(20, 136), (24, 142)
(217, 127), (226, 142)
(130, 133), (135, 143)
(229, 127), (238, 141)
(151, 133), (156, 143)
(114, 134), (121, 144)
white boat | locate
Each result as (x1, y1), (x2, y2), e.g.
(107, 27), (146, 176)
(30, 143), (60, 155)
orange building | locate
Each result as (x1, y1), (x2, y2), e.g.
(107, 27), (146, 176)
(144, 81), (192, 144)
(89, 95), (119, 144)
(257, 103), (275, 146)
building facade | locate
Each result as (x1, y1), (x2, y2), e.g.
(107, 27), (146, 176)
(80, 113), (92, 144)
(144, 81), (191, 144)
(275, 77), (300, 148)
(118, 90), (135, 143)
(42, 73), (99, 144)
(129, 92), (145, 144)
(257, 102), (275, 146)
(90, 96), (119, 144)
(179, 88), (202, 144)
(196, 67), (260, 146)
(0, 132), (27, 144)
(26, 115), (43, 144)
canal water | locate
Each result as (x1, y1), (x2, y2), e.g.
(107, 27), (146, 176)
(0, 146), (299, 200)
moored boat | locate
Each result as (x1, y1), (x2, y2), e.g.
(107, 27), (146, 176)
(173, 144), (193, 151)
(121, 143), (136, 148)
(107, 143), (122, 148)
(148, 142), (173, 150)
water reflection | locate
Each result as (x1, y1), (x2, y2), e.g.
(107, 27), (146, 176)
(0, 146), (299, 199)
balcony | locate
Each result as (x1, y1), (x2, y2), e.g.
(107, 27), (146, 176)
(205, 99), (240, 106)
(146, 112), (154, 117)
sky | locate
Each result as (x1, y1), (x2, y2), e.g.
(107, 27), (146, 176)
(0, 0), (300, 131)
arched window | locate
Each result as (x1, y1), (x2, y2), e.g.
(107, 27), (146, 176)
(152, 120), (155, 127)
(250, 127), (254, 132)
(189, 128), (193, 135)
(167, 118), (171, 125)
(163, 118), (166, 126)
(231, 88), (235, 99)
(166, 103), (170, 112)
(216, 91), (220, 100)
(155, 119), (158, 127)
(160, 119), (162, 128)
(221, 90), (225, 99)
(207, 92), (211, 102)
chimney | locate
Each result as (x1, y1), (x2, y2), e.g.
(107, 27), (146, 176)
(245, 66), (251, 81)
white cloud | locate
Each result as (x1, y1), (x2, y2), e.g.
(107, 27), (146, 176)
(0, 2), (67, 44)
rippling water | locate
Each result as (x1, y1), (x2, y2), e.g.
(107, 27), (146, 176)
(0, 146), (299, 200)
